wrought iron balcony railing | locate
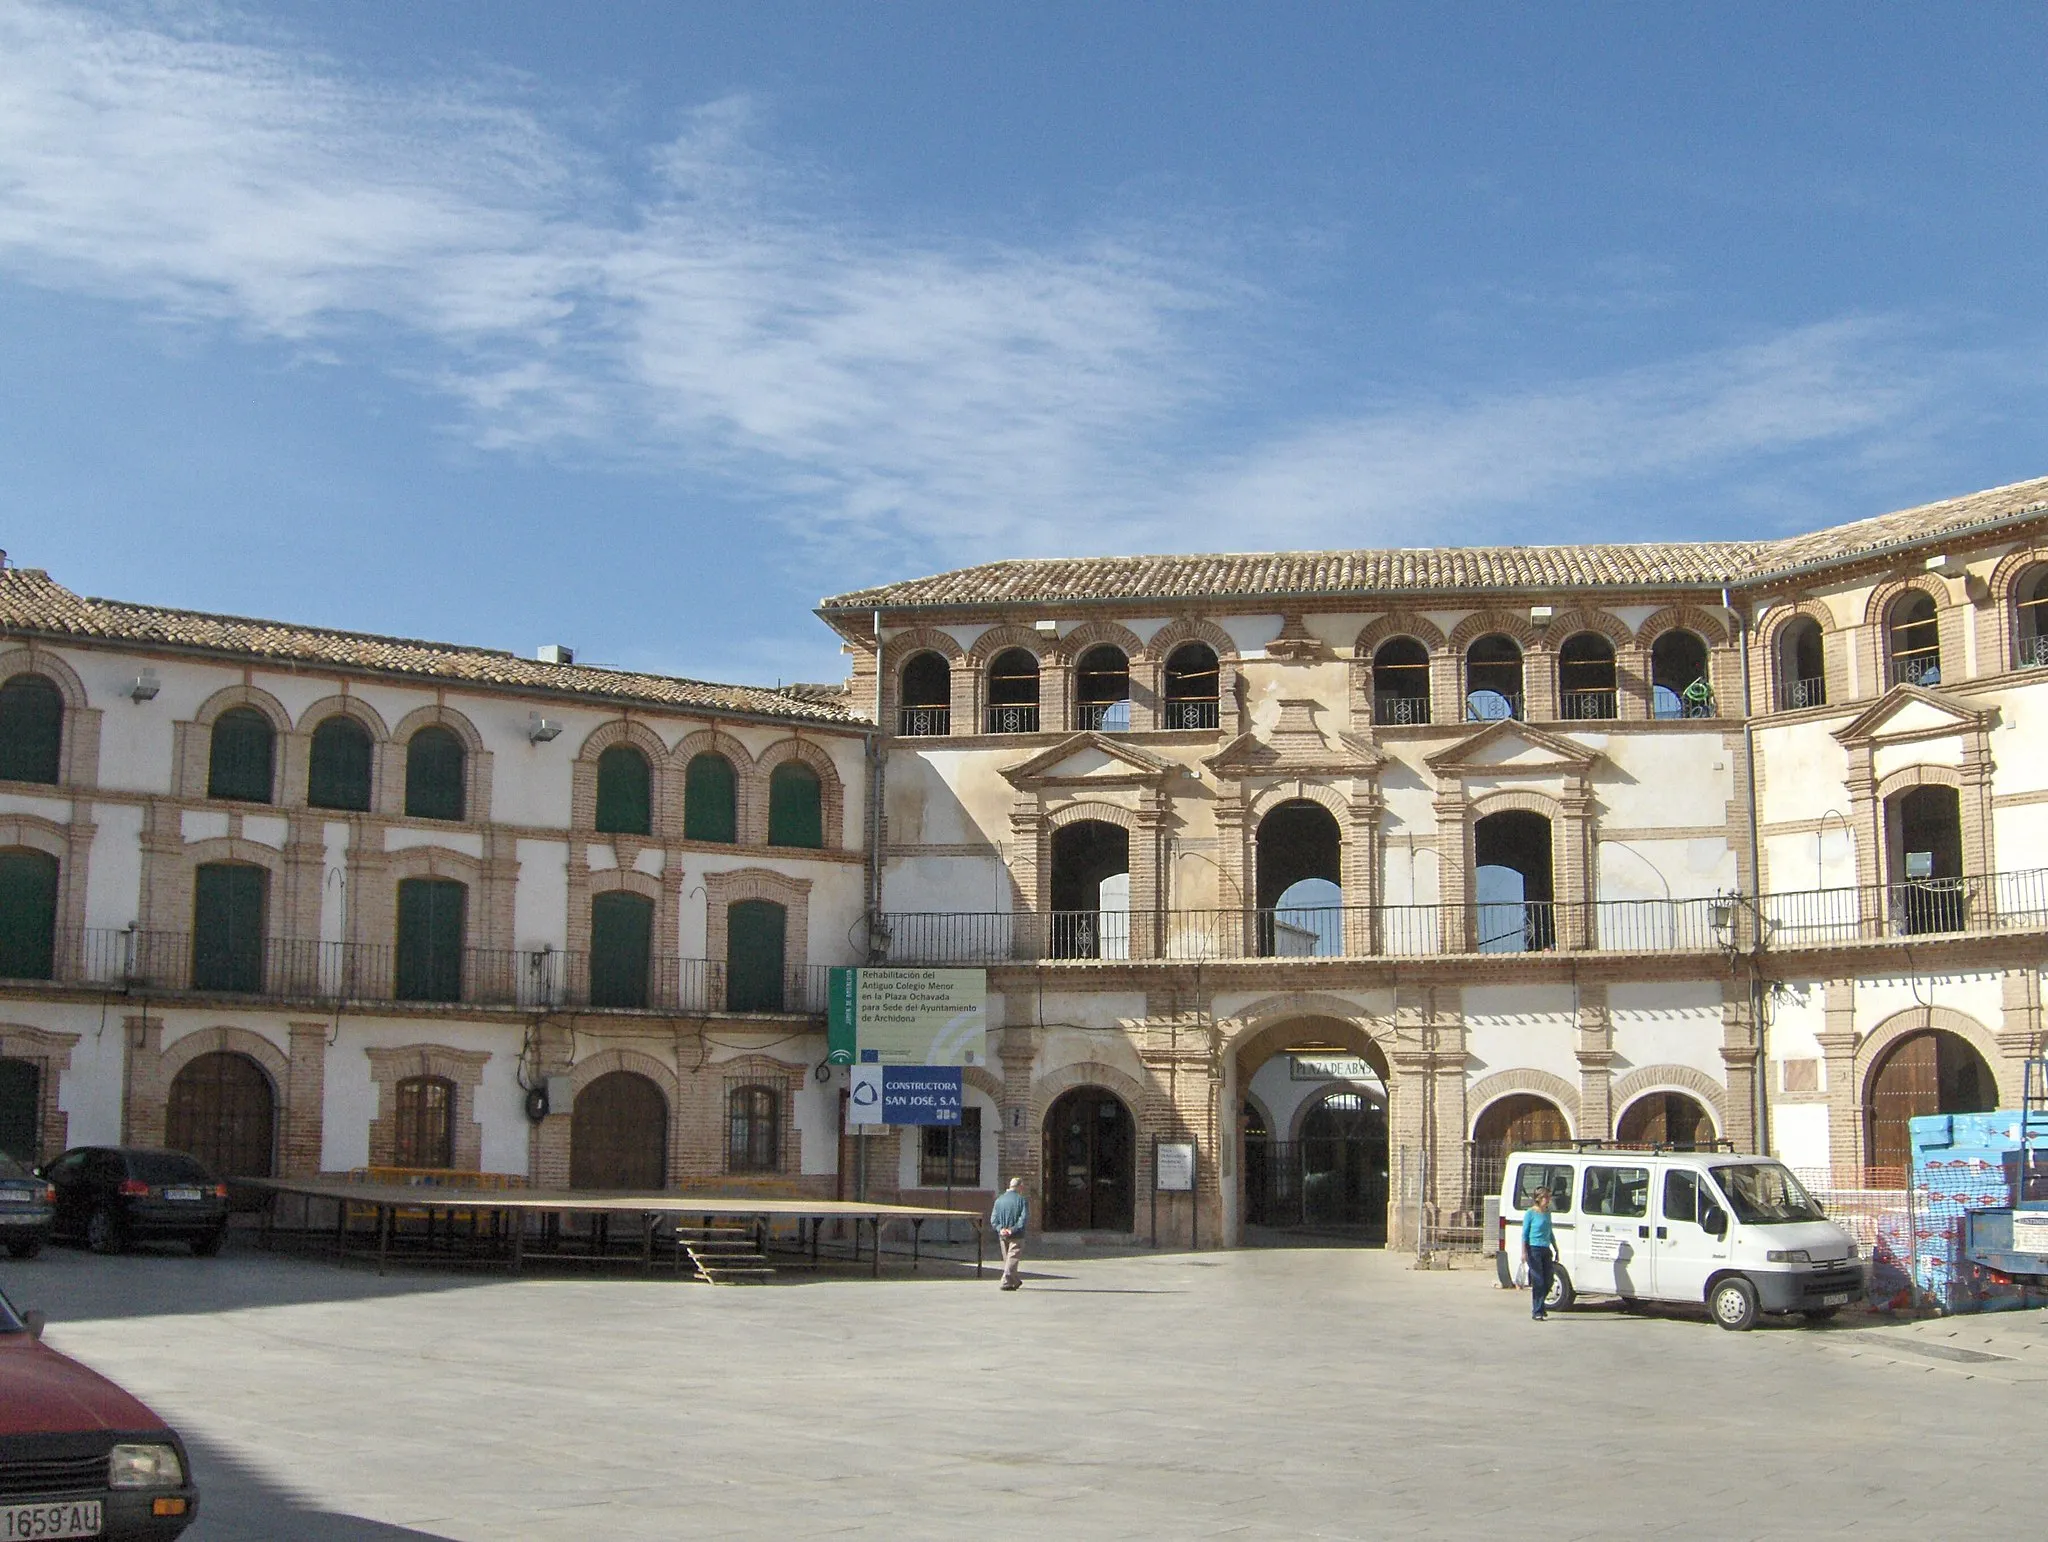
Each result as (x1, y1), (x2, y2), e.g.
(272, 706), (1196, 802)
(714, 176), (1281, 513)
(5, 930), (832, 1017)
(898, 705), (951, 737)
(1161, 699), (1220, 731)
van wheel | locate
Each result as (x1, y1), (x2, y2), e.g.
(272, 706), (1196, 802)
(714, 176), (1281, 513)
(190, 1227), (226, 1258)
(1710, 1276), (1759, 1331)
(1544, 1264), (1576, 1312)
(86, 1206), (125, 1257)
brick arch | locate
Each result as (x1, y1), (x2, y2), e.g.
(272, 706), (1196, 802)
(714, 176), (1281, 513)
(963, 1065), (1004, 1104)
(671, 727), (758, 774)
(881, 626), (965, 670)
(0, 1023), (79, 1161)
(702, 868), (811, 988)
(1545, 611), (1633, 648)
(293, 693), (392, 739)
(1634, 605), (1730, 648)
(1988, 548), (2048, 673)
(1864, 573), (1951, 630)
(673, 729), (755, 848)
(182, 835), (287, 872)
(1855, 1004), (2006, 1106)
(1354, 614), (1447, 655)
(160, 1024), (290, 1096)
(0, 813), (70, 861)
(1875, 762), (1961, 801)
(1044, 798), (1137, 833)
(1145, 616), (1240, 664)
(713, 1052), (807, 1176)
(1468, 788), (1565, 823)
(572, 1046), (679, 1107)
(0, 646), (89, 712)
(1224, 1000), (1394, 1086)
(1760, 598), (1838, 644)
(384, 844), (483, 886)
(390, 703), (485, 757)
(1029, 1060), (1150, 1136)
(588, 866), (663, 902)
(1448, 610), (1539, 652)
(1056, 620), (1145, 666)
(1248, 781), (1350, 827)
(366, 1043), (489, 1170)
(966, 626), (1048, 670)
(1467, 1070), (1580, 1137)
(1608, 1065), (1727, 1134)
(1287, 1080), (1386, 1143)
(572, 719), (672, 840)
(192, 683), (293, 733)
(754, 736), (845, 850)
(575, 717), (667, 765)
(386, 704), (491, 824)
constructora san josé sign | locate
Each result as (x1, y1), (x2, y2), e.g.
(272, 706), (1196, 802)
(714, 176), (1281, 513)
(847, 1065), (965, 1126)
(827, 968), (987, 1067)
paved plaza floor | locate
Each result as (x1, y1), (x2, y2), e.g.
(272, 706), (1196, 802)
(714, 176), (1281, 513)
(6, 1235), (2047, 1540)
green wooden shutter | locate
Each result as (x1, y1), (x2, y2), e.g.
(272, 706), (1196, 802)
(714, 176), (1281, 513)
(0, 1059), (38, 1163)
(0, 849), (58, 980)
(589, 891), (653, 1008)
(595, 746), (652, 835)
(726, 900), (786, 1012)
(396, 878), (466, 1002)
(405, 728), (466, 821)
(308, 716), (373, 811)
(208, 709), (276, 803)
(0, 675), (63, 785)
(684, 754), (737, 843)
(191, 863), (266, 992)
(767, 762), (823, 848)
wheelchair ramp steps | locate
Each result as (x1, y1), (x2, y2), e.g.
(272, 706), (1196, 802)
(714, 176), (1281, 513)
(674, 1225), (775, 1284)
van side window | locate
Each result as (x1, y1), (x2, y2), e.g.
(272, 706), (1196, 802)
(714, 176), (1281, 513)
(1582, 1165), (1649, 1218)
(1662, 1169), (1698, 1224)
(1513, 1162), (1575, 1213)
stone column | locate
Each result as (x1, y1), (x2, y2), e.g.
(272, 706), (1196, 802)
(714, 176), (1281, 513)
(527, 1021), (575, 1187)
(1524, 644), (1559, 722)
(1430, 650), (1462, 729)
(121, 1013), (166, 1148)
(283, 1023), (328, 1177)
(1616, 644), (1651, 720)
(1575, 985), (1614, 1138)
(1997, 967), (2043, 1109)
(1433, 789), (1471, 951)
(1720, 986), (1760, 1154)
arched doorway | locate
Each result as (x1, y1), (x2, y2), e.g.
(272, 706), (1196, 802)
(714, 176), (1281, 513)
(571, 1071), (669, 1190)
(1887, 784), (1966, 934)
(1049, 820), (1129, 960)
(1042, 1087), (1135, 1232)
(0, 1059), (39, 1163)
(1473, 810), (1555, 952)
(1256, 800), (1343, 955)
(1470, 1093), (1569, 1208)
(166, 1051), (275, 1178)
(1865, 1029), (1995, 1180)
(1234, 1016), (1392, 1244)
(1615, 1091), (1716, 1149)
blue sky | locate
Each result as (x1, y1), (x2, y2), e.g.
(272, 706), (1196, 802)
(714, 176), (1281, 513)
(2, 2), (2044, 686)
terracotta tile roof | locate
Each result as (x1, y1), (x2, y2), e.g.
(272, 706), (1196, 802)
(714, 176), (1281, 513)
(821, 473), (2048, 613)
(0, 569), (858, 725)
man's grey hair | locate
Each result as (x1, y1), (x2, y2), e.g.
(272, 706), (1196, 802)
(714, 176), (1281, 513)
(1007, 1177), (1023, 1190)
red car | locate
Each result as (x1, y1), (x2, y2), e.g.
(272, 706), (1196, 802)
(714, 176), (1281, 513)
(0, 1283), (198, 1539)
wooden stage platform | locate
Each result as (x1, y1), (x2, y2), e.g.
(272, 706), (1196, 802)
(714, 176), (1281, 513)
(242, 1178), (985, 1282)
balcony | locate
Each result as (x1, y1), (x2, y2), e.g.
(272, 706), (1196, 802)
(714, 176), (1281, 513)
(1560, 689), (1616, 722)
(874, 869), (2048, 965)
(1780, 676), (1826, 710)
(16, 931), (831, 1017)
(1160, 699), (1220, 731)
(1374, 693), (1431, 727)
(898, 705), (950, 737)
(984, 704), (1039, 735)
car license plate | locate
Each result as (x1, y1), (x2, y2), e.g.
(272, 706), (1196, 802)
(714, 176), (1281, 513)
(0, 1212), (38, 1224)
(0, 1191), (36, 1203)
(1822, 1292), (1851, 1307)
(163, 1187), (204, 1202)
(1, 1499), (102, 1539)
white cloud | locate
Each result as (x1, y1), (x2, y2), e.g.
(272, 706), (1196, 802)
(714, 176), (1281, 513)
(0, 1), (1995, 574)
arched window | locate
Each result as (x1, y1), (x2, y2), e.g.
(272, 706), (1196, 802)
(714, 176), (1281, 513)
(1050, 820), (1130, 960)
(899, 652), (952, 737)
(0, 675), (63, 785)
(1650, 630), (1712, 718)
(404, 727), (466, 821)
(1888, 784), (1965, 934)
(1163, 643), (1220, 730)
(589, 890), (654, 1009)
(1372, 638), (1431, 725)
(394, 1075), (455, 1169)
(1557, 633), (1617, 721)
(1073, 645), (1131, 732)
(727, 1084), (782, 1173)
(1777, 618), (1826, 709)
(307, 716), (373, 811)
(684, 753), (738, 843)
(1464, 635), (1522, 721)
(2014, 567), (2048, 670)
(1887, 592), (1941, 687)
(985, 648), (1041, 734)
(1615, 1092), (1715, 1149)
(726, 899), (787, 1012)
(595, 745), (652, 835)
(207, 708), (275, 803)
(767, 761), (824, 848)
(1474, 810), (1554, 952)
(191, 862), (267, 992)
(1255, 800), (1343, 957)
(0, 849), (59, 981)
(395, 877), (465, 1002)
(1470, 1093), (1571, 1207)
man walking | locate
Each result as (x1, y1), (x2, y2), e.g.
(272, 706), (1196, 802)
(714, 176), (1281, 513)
(1522, 1186), (1556, 1321)
(991, 1177), (1027, 1291)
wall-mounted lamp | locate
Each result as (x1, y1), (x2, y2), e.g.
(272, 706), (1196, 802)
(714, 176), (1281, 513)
(1528, 605), (1554, 627)
(1032, 619), (1058, 636)
(527, 712), (562, 743)
(127, 669), (159, 703)
(1708, 899), (1735, 933)
(1925, 553), (1969, 578)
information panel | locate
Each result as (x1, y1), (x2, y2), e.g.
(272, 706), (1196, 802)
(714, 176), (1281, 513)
(848, 1065), (964, 1126)
(828, 968), (987, 1067)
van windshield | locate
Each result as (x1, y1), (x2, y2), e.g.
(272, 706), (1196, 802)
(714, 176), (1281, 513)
(1708, 1163), (1824, 1225)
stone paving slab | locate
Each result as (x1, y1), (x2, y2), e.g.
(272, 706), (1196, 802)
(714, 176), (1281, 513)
(5, 1238), (2047, 1540)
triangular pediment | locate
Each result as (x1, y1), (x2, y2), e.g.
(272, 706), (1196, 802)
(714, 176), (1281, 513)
(1833, 683), (1993, 746)
(1425, 718), (1601, 775)
(1204, 698), (1385, 780)
(1002, 732), (1176, 790)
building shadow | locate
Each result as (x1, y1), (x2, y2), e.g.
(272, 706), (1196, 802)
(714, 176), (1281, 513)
(180, 1433), (454, 1541)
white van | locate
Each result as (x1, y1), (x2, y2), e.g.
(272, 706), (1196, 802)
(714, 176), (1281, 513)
(1495, 1147), (1866, 1330)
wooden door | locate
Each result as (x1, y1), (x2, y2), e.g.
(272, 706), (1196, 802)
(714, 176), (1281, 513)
(570, 1071), (667, 1190)
(0, 1059), (38, 1163)
(1043, 1088), (1135, 1232)
(166, 1051), (275, 1177)
(1866, 1030), (1994, 1180)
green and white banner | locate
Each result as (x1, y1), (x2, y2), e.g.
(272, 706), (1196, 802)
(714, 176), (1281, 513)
(828, 968), (987, 1067)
